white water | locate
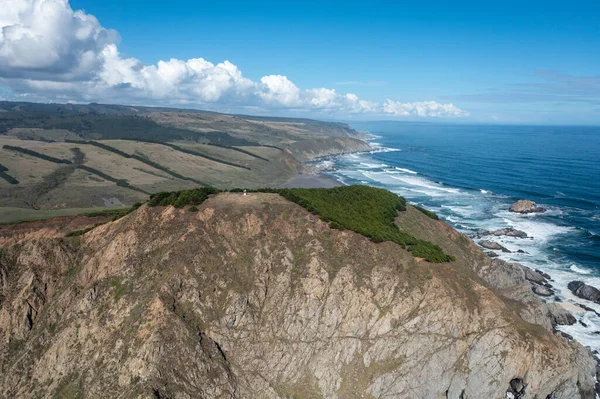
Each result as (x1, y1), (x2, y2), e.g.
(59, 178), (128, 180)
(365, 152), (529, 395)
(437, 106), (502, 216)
(323, 147), (600, 354)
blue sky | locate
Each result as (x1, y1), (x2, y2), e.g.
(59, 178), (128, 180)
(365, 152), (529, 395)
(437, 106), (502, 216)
(1, 0), (599, 124)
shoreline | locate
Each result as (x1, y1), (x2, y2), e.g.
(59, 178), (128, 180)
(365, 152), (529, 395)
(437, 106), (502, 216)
(278, 172), (342, 189)
(317, 142), (600, 363)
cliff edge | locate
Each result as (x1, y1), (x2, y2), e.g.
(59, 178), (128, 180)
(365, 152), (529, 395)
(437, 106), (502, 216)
(0, 191), (596, 398)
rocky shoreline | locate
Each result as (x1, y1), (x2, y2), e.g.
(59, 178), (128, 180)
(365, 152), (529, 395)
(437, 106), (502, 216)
(302, 149), (600, 394)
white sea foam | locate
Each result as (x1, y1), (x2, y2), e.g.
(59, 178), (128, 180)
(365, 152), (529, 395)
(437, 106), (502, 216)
(395, 167), (418, 174)
(369, 147), (400, 154)
(328, 149), (600, 353)
(570, 265), (592, 275)
(502, 216), (573, 242)
(359, 162), (388, 169)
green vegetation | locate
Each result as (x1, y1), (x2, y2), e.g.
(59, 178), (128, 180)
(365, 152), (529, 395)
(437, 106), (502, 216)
(3, 145), (72, 164)
(277, 186), (454, 263)
(414, 205), (440, 220)
(209, 144), (269, 161)
(228, 186), (453, 263)
(64, 140), (209, 185)
(65, 224), (101, 237)
(26, 166), (76, 209)
(65, 139), (132, 158)
(147, 187), (220, 208)
(129, 153), (208, 186)
(111, 278), (129, 301)
(0, 163), (18, 184)
(70, 147), (85, 165)
(157, 142), (251, 170)
(0, 110), (258, 146)
(77, 165), (149, 194)
(188, 205), (199, 212)
(80, 202), (143, 220)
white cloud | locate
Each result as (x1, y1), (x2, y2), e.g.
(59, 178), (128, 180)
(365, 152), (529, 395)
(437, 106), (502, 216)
(383, 99), (469, 118)
(0, 0), (118, 80)
(0, 0), (469, 118)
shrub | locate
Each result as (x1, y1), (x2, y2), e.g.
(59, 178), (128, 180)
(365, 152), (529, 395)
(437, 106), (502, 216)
(3, 145), (71, 164)
(0, 169), (19, 184)
(414, 205), (440, 220)
(147, 187), (220, 208)
(188, 205), (199, 212)
(278, 186), (454, 263)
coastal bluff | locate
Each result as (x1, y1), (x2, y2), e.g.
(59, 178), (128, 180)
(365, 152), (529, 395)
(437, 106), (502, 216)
(0, 189), (596, 399)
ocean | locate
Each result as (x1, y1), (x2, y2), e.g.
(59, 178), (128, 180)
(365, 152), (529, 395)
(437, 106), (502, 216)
(321, 121), (600, 351)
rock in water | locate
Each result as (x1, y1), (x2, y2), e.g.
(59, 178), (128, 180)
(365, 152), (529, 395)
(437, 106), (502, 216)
(480, 228), (528, 238)
(479, 240), (512, 253)
(509, 200), (547, 214)
(532, 285), (553, 297)
(568, 281), (600, 304)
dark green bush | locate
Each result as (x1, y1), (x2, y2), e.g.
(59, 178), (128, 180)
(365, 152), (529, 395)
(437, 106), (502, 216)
(3, 145), (71, 164)
(278, 186), (454, 263)
(209, 144), (269, 161)
(158, 142), (251, 170)
(147, 187), (220, 208)
(143, 185), (454, 263)
(0, 168), (19, 184)
(77, 165), (149, 194)
(65, 225), (99, 237)
(188, 205), (199, 212)
(414, 205), (440, 220)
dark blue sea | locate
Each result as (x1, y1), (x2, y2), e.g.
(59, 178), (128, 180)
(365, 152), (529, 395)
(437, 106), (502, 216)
(322, 122), (600, 349)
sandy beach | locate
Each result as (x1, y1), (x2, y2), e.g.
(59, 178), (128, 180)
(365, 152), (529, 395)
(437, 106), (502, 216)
(279, 173), (342, 188)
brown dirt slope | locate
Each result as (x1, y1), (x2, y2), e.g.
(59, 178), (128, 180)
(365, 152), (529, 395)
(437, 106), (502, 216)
(0, 193), (594, 399)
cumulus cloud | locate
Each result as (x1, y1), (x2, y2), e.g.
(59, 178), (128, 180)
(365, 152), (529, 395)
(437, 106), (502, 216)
(383, 100), (469, 118)
(0, 0), (468, 118)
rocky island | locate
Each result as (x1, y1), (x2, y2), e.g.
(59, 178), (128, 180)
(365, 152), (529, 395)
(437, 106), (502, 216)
(509, 200), (547, 214)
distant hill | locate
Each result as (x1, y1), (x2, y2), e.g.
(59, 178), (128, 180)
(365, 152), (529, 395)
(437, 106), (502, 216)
(0, 101), (370, 221)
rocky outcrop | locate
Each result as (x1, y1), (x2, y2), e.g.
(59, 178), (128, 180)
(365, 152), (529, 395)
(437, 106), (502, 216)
(480, 228), (528, 238)
(479, 240), (512, 252)
(0, 195), (595, 399)
(568, 281), (600, 304)
(509, 200), (547, 214)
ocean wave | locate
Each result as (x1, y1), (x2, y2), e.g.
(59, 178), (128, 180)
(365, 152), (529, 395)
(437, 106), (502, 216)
(325, 132), (600, 354)
(395, 167), (418, 174)
(369, 147), (401, 154)
(359, 162), (388, 169)
(570, 264), (592, 275)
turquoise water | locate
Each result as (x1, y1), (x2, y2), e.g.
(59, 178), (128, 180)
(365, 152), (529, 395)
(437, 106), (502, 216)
(323, 122), (600, 349)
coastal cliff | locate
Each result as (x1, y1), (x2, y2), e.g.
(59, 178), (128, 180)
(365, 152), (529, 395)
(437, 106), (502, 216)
(0, 190), (596, 398)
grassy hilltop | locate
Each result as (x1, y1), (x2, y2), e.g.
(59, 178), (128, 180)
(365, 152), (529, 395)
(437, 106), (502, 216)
(0, 101), (370, 222)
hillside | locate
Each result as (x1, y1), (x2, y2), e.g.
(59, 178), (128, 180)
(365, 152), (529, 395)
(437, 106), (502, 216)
(0, 188), (595, 399)
(0, 101), (370, 223)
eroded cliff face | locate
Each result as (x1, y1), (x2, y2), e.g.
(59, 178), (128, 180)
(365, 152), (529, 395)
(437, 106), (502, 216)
(0, 193), (596, 399)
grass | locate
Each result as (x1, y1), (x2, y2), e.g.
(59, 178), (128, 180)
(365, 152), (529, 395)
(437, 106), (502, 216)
(111, 278), (129, 301)
(64, 140), (209, 186)
(65, 224), (101, 237)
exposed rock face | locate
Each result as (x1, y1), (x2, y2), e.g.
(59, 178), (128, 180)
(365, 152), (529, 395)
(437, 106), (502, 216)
(0, 195), (595, 398)
(480, 228), (528, 238)
(509, 200), (547, 214)
(568, 281), (600, 304)
(479, 240), (512, 252)
(532, 285), (553, 297)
